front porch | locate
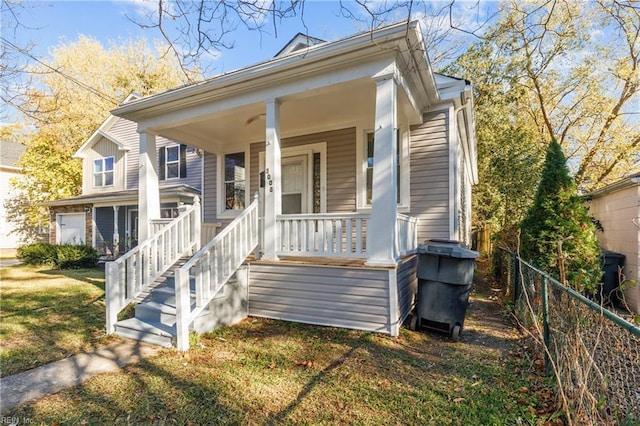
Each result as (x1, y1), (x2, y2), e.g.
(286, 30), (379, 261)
(104, 192), (420, 349)
(104, 22), (455, 350)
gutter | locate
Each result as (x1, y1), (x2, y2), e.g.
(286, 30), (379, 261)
(586, 173), (640, 199)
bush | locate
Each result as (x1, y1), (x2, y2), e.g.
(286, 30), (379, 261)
(520, 140), (601, 292)
(16, 243), (98, 269)
(55, 244), (98, 269)
(17, 242), (57, 266)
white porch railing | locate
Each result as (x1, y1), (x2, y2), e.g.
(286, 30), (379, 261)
(105, 198), (201, 334)
(397, 213), (419, 256)
(276, 213), (370, 258)
(174, 195), (259, 351)
(201, 222), (222, 246)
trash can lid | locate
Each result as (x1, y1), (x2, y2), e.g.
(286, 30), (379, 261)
(426, 239), (461, 247)
(601, 250), (625, 259)
(417, 243), (479, 259)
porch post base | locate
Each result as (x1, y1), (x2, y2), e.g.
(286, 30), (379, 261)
(365, 257), (400, 268)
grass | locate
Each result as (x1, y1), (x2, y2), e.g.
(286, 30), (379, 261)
(2, 260), (558, 424)
(6, 318), (550, 424)
(0, 264), (112, 376)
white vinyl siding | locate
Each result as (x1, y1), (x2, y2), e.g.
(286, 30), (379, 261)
(82, 137), (125, 194)
(408, 110), (451, 243)
(249, 262), (392, 333)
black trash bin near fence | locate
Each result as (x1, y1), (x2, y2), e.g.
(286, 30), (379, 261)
(599, 250), (625, 307)
(411, 239), (479, 341)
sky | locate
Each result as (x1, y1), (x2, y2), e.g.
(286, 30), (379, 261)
(4, 1), (384, 75)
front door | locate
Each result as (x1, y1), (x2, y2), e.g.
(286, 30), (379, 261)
(281, 155), (308, 214)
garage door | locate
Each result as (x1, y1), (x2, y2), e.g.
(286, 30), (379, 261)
(57, 213), (86, 245)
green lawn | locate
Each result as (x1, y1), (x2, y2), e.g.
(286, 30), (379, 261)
(6, 319), (553, 424)
(0, 265), (112, 376)
(2, 263), (558, 424)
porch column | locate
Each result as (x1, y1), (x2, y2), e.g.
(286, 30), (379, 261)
(366, 72), (399, 267)
(138, 130), (161, 242)
(262, 99), (282, 260)
(112, 206), (120, 256)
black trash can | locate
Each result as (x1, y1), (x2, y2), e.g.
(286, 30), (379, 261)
(599, 250), (625, 306)
(412, 239), (479, 341)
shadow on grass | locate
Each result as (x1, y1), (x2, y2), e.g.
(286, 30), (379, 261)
(1, 267), (108, 377)
(41, 267), (105, 289)
(5, 317), (542, 424)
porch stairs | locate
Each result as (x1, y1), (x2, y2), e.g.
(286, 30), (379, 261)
(113, 256), (203, 347)
(105, 195), (259, 350)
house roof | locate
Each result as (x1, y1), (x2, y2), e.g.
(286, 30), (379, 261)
(74, 93), (140, 158)
(0, 140), (26, 170)
(42, 184), (200, 207)
(112, 21), (440, 122)
(586, 172), (640, 198)
(109, 21), (476, 183)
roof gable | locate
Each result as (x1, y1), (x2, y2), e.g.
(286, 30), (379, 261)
(0, 140), (26, 168)
(274, 33), (326, 57)
(74, 93), (141, 158)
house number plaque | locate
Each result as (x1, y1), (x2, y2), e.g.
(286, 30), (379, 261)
(266, 168), (273, 192)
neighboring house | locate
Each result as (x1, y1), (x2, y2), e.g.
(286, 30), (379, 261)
(588, 173), (640, 314)
(104, 21), (479, 349)
(43, 94), (204, 257)
(0, 140), (28, 256)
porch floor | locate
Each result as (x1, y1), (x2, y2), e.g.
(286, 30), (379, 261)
(249, 255), (415, 269)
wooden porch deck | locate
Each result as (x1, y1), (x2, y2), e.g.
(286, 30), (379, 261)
(249, 255), (415, 269)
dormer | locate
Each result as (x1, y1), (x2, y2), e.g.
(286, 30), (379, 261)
(274, 33), (326, 57)
(74, 94), (141, 194)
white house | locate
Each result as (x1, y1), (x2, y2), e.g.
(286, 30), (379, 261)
(0, 140), (27, 257)
(104, 21), (478, 349)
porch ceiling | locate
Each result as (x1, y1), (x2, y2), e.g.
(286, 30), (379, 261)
(153, 78), (378, 153)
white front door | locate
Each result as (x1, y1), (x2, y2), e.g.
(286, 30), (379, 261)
(281, 155), (308, 214)
(57, 213), (86, 245)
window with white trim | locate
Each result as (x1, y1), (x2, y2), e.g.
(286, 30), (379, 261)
(224, 152), (246, 211)
(93, 156), (114, 187)
(159, 144), (187, 180)
(365, 129), (402, 205)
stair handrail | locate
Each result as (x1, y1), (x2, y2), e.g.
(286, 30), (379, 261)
(174, 194), (259, 350)
(105, 197), (201, 334)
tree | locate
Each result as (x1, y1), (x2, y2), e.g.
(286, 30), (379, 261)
(520, 140), (601, 291)
(445, 41), (545, 250)
(128, 0), (492, 72)
(7, 36), (201, 234)
(487, 0), (639, 190)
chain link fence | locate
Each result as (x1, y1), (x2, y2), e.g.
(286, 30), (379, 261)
(495, 248), (640, 425)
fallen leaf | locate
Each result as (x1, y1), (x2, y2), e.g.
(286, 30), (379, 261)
(453, 397), (465, 403)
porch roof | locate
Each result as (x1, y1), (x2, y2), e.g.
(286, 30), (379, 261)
(42, 184), (200, 207)
(110, 21), (441, 152)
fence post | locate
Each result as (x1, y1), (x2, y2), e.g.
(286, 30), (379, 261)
(542, 277), (551, 375)
(513, 252), (521, 304)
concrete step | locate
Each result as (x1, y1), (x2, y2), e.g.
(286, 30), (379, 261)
(114, 318), (175, 348)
